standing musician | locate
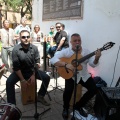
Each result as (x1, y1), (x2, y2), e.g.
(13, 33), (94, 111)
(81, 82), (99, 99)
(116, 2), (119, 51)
(6, 30), (50, 106)
(50, 33), (101, 119)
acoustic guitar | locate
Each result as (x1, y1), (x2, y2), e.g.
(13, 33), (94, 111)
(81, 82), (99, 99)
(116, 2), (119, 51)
(57, 42), (115, 79)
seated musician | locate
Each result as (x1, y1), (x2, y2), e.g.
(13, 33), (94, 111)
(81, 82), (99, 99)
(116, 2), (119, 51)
(50, 33), (101, 119)
(6, 30), (50, 106)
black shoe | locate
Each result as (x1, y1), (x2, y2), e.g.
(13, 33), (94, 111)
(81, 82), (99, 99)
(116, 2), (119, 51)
(37, 95), (50, 106)
(76, 107), (88, 117)
(62, 108), (68, 119)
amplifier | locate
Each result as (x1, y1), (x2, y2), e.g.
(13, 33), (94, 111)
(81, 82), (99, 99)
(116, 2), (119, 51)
(101, 87), (120, 102)
(94, 88), (120, 120)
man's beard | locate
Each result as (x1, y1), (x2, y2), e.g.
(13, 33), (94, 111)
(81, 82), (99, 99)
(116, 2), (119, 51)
(21, 42), (30, 47)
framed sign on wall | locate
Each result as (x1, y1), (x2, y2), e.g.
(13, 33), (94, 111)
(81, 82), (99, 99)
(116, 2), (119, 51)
(42, 0), (83, 21)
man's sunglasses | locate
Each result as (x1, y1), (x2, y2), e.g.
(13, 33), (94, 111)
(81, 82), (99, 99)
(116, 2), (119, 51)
(56, 26), (61, 28)
(21, 36), (30, 39)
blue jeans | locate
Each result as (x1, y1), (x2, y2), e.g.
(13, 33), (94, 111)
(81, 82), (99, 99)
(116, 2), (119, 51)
(46, 44), (51, 54)
(47, 46), (57, 57)
(48, 46), (67, 57)
(6, 70), (50, 105)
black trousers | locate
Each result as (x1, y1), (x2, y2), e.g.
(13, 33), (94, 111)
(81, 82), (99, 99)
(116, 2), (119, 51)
(63, 77), (97, 110)
(6, 70), (50, 105)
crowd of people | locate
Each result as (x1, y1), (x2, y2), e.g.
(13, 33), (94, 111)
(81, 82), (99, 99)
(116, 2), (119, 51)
(0, 16), (102, 119)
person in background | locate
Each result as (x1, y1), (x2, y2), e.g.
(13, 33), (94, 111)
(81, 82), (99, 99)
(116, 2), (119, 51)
(0, 20), (15, 71)
(46, 25), (56, 55)
(61, 23), (69, 39)
(14, 17), (30, 44)
(48, 26), (56, 38)
(47, 22), (69, 58)
(31, 25), (43, 53)
(50, 33), (101, 119)
(6, 30), (50, 106)
(61, 23), (65, 31)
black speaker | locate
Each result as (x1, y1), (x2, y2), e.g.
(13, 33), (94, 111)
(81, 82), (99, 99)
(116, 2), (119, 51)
(94, 88), (120, 120)
(94, 92), (107, 120)
(107, 109), (120, 120)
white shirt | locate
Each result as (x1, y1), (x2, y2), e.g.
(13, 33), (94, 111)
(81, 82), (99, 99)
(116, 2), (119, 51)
(50, 47), (99, 83)
(14, 24), (30, 34)
(14, 24), (31, 43)
(31, 31), (43, 42)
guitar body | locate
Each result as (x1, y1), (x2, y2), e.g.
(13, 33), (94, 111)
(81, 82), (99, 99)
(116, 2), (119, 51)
(57, 54), (83, 79)
(57, 42), (115, 79)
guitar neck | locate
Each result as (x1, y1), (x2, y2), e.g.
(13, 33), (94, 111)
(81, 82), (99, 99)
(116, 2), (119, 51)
(78, 47), (104, 63)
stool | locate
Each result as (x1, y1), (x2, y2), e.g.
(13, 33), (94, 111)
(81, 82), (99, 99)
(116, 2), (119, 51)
(20, 81), (35, 105)
(70, 84), (82, 108)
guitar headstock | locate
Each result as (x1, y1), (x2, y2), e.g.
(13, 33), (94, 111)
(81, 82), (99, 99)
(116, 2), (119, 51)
(103, 42), (115, 50)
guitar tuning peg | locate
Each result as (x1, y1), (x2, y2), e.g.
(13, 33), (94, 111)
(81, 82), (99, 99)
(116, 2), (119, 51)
(110, 41), (115, 44)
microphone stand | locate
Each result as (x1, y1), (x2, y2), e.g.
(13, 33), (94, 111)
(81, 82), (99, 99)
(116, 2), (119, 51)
(71, 45), (79, 120)
(34, 64), (51, 119)
(22, 64), (51, 119)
